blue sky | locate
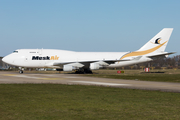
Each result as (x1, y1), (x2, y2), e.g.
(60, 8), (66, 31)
(0, 0), (180, 56)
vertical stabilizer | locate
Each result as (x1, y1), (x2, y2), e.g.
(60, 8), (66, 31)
(138, 28), (173, 53)
(120, 28), (173, 60)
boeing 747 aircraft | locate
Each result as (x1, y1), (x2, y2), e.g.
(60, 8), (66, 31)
(2, 28), (174, 74)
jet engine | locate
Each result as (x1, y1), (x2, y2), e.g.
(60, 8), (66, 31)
(90, 63), (100, 70)
(63, 65), (75, 71)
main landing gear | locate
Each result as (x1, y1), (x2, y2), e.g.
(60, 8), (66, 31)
(75, 69), (93, 74)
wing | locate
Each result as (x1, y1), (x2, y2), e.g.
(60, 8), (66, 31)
(53, 59), (130, 71)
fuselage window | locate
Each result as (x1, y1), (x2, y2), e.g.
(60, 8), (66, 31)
(13, 51), (18, 53)
(30, 52), (36, 53)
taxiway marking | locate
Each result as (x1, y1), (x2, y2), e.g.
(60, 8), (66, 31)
(37, 78), (62, 80)
(71, 81), (131, 86)
(3, 74), (61, 80)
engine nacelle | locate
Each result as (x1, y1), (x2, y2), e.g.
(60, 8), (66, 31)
(90, 63), (100, 70)
(63, 65), (75, 71)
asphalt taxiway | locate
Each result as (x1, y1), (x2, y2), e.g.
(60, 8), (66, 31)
(0, 71), (180, 92)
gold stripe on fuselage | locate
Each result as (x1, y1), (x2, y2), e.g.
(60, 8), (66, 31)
(120, 41), (167, 60)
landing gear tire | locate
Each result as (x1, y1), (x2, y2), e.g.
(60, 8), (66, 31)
(84, 69), (93, 74)
(19, 70), (23, 74)
(75, 70), (83, 74)
(75, 69), (93, 74)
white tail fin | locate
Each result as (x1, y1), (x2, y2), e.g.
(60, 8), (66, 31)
(120, 28), (173, 60)
(138, 28), (173, 53)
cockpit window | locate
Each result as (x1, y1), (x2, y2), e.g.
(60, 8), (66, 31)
(13, 51), (18, 53)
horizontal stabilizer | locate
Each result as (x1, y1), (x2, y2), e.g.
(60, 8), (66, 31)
(147, 52), (175, 59)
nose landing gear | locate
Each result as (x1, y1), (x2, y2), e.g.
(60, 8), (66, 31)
(19, 70), (23, 74)
(19, 67), (24, 74)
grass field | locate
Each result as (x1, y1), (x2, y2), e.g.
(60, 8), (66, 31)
(0, 84), (180, 120)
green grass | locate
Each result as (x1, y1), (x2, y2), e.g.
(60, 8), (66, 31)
(83, 69), (180, 82)
(0, 84), (180, 120)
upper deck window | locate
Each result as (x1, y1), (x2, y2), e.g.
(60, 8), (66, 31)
(13, 51), (18, 53)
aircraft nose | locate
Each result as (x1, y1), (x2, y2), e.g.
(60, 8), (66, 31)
(2, 56), (12, 64)
(2, 56), (7, 63)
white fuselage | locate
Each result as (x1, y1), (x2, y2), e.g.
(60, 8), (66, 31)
(2, 49), (151, 69)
